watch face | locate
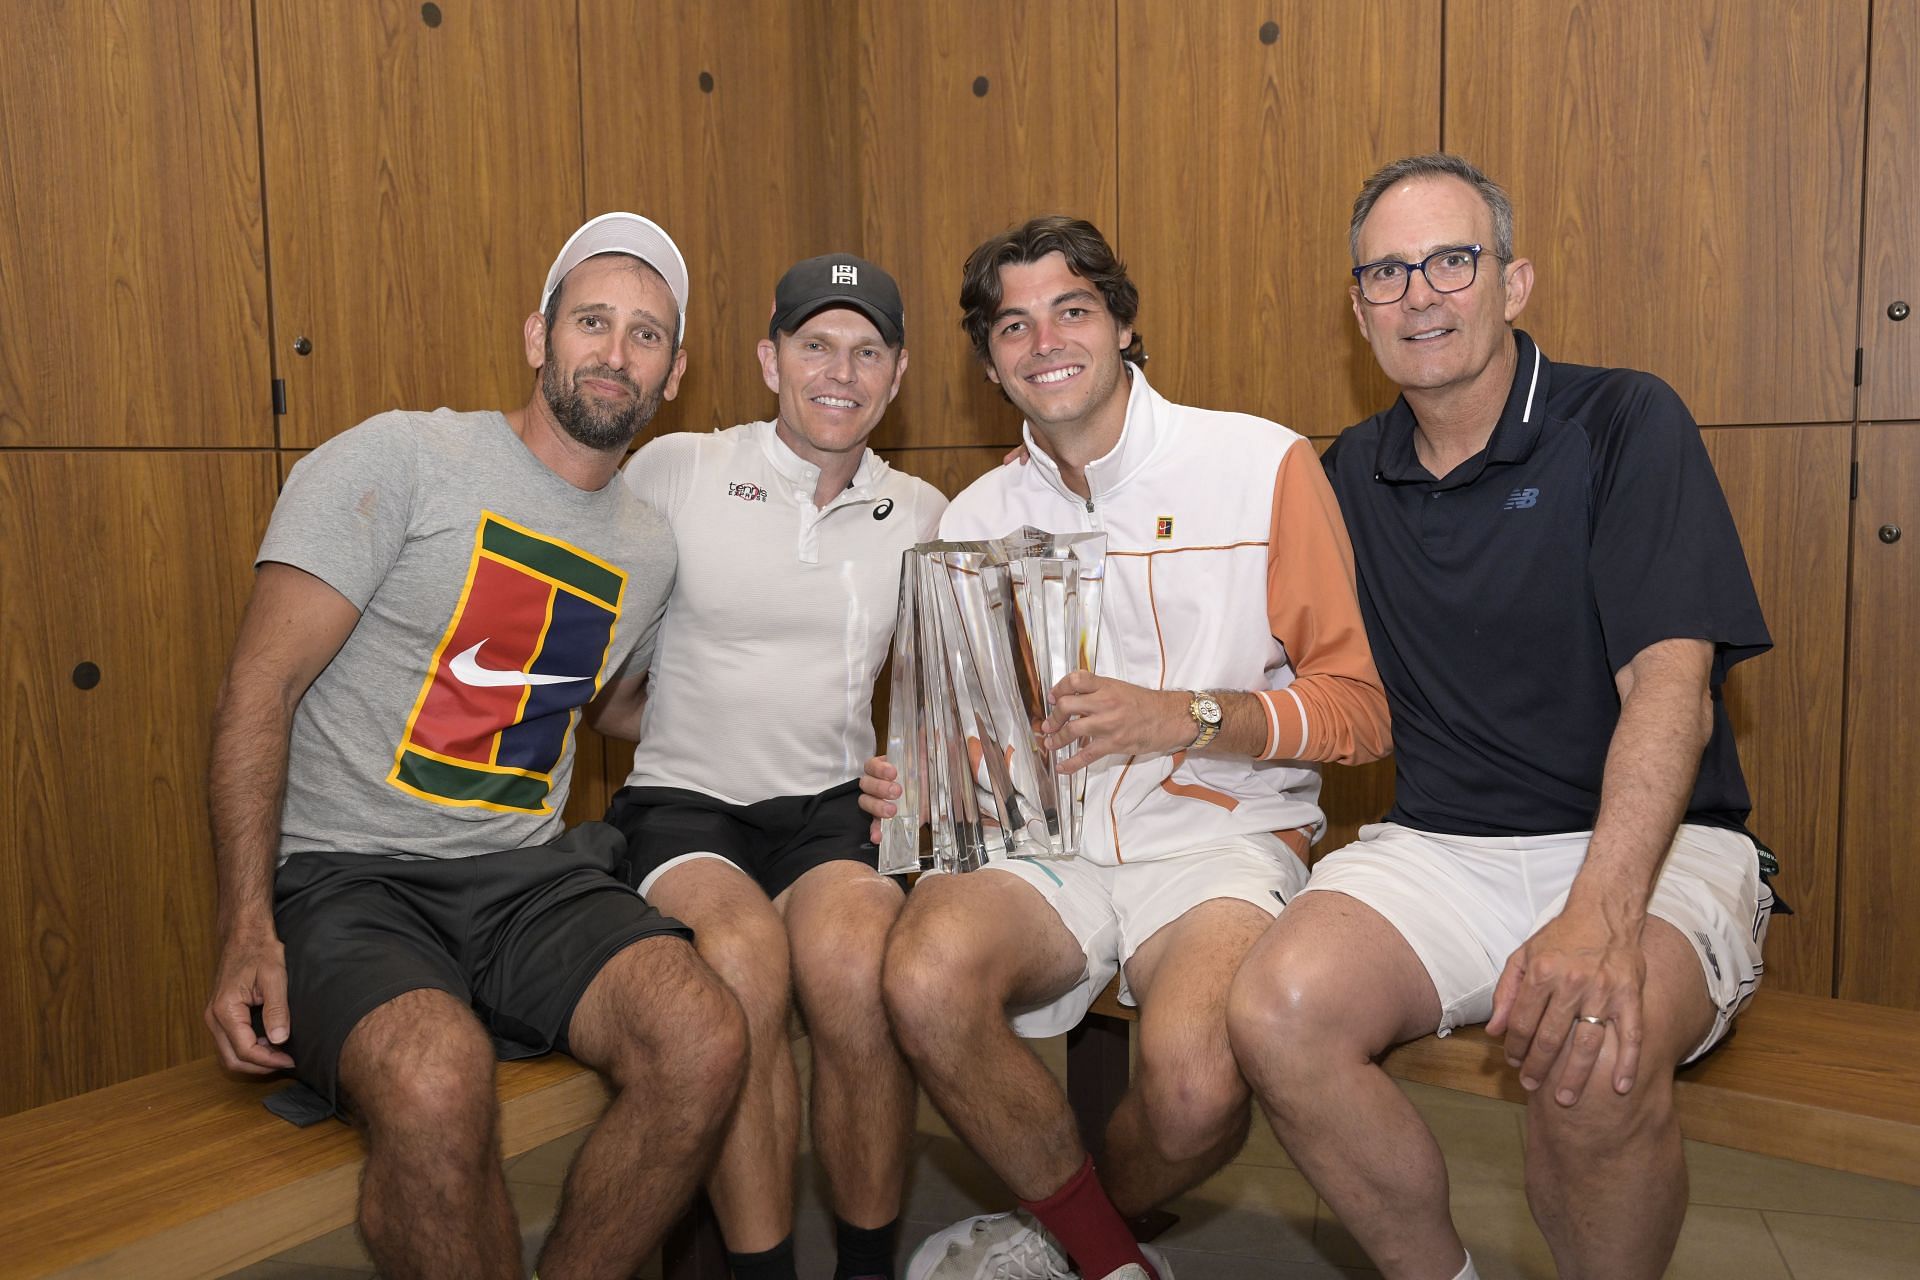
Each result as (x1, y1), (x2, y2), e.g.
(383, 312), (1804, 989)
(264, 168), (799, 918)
(1198, 695), (1223, 725)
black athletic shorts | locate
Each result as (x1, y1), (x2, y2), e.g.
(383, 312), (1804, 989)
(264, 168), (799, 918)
(604, 780), (876, 901)
(271, 822), (689, 1120)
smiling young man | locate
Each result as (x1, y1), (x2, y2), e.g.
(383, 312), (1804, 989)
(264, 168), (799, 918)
(203, 213), (750, 1280)
(860, 216), (1390, 1280)
(1225, 154), (1775, 1280)
(597, 254), (945, 1280)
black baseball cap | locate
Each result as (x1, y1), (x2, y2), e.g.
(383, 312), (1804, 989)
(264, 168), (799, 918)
(769, 253), (905, 346)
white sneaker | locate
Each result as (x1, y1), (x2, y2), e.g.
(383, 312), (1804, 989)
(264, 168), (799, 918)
(1103, 1246), (1174, 1280)
(904, 1212), (1176, 1280)
(904, 1211), (1075, 1279)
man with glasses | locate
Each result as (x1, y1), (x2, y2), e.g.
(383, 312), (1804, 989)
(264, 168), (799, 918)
(1226, 154), (1775, 1280)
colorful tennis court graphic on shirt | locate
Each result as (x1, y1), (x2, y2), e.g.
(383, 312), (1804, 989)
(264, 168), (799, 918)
(390, 513), (626, 813)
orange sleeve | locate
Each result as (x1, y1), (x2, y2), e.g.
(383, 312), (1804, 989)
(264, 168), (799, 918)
(1254, 440), (1392, 765)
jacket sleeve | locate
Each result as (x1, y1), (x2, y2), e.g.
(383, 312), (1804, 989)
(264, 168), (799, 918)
(1252, 440), (1392, 765)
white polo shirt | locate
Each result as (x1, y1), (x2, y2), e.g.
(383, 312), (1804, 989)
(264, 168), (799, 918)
(620, 420), (945, 804)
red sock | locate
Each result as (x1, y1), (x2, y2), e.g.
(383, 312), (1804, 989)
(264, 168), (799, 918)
(1018, 1155), (1153, 1280)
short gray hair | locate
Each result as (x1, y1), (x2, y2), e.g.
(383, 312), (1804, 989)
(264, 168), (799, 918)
(1349, 153), (1514, 264)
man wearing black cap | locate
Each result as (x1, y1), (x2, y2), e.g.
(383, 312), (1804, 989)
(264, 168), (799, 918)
(202, 212), (749, 1279)
(598, 253), (946, 1280)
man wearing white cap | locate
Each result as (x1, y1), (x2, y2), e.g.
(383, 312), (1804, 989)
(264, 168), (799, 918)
(595, 252), (945, 1280)
(202, 213), (747, 1279)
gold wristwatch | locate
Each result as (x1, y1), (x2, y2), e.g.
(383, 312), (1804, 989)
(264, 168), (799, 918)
(1187, 691), (1224, 750)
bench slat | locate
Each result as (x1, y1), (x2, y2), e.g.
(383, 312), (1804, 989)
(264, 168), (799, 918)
(0, 1056), (607, 1279)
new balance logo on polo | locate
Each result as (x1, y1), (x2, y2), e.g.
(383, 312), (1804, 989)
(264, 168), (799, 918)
(391, 513), (624, 814)
(1503, 487), (1540, 510)
(831, 263), (858, 285)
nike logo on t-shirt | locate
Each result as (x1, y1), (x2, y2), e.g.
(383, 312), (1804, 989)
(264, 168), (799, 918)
(448, 640), (592, 688)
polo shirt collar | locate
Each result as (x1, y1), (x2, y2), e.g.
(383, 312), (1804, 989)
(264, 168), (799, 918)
(1021, 367), (1162, 505)
(753, 418), (886, 503)
(1373, 330), (1551, 486)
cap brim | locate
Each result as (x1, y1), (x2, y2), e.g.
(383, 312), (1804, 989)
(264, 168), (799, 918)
(542, 213), (690, 338)
(770, 294), (903, 346)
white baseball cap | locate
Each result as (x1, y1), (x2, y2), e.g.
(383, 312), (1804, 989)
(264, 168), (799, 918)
(540, 212), (690, 339)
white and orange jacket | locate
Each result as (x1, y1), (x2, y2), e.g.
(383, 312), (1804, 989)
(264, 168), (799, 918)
(941, 371), (1390, 866)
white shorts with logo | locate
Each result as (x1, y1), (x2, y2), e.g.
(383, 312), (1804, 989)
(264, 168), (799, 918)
(1301, 822), (1772, 1062)
(934, 833), (1307, 1039)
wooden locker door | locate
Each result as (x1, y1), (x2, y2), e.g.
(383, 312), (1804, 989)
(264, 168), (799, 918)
(0, 0), (269, 447)
(257, 1), (585, 448)
(1861, 0), (1919, 421)
(1447, 0), (1867, 426)
(0, 452), (278, 1115)
(1839, 423), (1920, 1008)
(579, 0), (854, 439)
(856, 0), (1119, 451)
(1118, 1), (1441, 437)
(1700, 427), (1850, 998)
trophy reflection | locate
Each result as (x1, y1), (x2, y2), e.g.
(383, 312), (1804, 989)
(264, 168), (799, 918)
(877, 529), (1106, 875)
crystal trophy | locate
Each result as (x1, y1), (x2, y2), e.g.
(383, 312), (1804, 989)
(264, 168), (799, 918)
(877, 528), (1106, 874)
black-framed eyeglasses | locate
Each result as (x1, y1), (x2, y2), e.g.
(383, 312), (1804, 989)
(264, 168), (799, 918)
(1352, 244), (1488, 305)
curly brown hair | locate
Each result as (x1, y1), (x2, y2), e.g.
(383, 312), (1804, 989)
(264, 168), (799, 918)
(958, 215), (1145, 367)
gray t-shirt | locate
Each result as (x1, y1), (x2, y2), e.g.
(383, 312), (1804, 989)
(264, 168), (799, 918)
(258, 408), (675, 862)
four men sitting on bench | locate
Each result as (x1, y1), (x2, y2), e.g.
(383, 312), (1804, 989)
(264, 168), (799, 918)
(206, 153), (1771, 1280)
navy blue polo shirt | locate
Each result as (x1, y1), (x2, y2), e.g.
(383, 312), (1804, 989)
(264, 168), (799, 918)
(1322, 330), (1771, 838)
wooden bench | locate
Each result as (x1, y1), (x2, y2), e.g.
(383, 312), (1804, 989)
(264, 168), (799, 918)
(0, 1053), (732, 1280)
(3, 987), (1914, 1279)
(1071, 984), (1920, 1187)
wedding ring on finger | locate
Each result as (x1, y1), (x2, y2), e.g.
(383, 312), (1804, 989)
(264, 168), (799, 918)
(1575, 1014), (1608, 1026)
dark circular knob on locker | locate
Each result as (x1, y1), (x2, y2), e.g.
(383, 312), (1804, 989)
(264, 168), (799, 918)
(1880, 525), (1903, 544)
(293, 336), (312, 356)
(1891, 301), (1911, 322)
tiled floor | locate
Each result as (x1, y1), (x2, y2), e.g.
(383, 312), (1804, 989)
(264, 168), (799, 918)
(234, 1036), (1920, 1279)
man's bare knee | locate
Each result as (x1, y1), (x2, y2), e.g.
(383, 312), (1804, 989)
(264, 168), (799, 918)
(573, 935), (748, 1101)
(794, 926), (887, 1047)
(881, 912), (1005, 1059)
(695, 908), (793, 1034)
(1528, 1050), (1676, 1162)
(341, 990), (496, 1141)
(1135, 1050), (1251, 1162)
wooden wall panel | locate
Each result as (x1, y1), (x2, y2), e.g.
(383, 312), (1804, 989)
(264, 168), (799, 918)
(257, 0), (584, 447)
(856, 0), (1118, 450)
(1839, 423), (1920, 1009)
(878, 446), (1018, 503)
(581, 0), (854, 439)
(1701, 427), (1850, 997)
(0, 0), (268, 447)
(1447, 0), (1867, 426)
(1118, 1), (1439, 437)
(1861, 0), (1919, 421)
(0, 452), (278, 1115)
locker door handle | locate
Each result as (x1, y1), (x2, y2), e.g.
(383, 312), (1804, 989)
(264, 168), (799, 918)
(1879, 525), (1902, 544)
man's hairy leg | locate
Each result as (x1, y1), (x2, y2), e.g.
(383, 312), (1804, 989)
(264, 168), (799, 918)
(1523, 919), (1714, 1280)
(338, 988), (520, 1280)
(638, 859), (799, 1254)
(782, 860), (913, 1228)
(538, 933), (749, 1279)
(1226, 892), (1466, 1280)
(1101, 898), (1270, 1217)
(881, 870), (1089, 1198)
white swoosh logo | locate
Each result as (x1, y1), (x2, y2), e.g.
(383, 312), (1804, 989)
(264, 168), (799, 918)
(448, 641), (592, 688)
